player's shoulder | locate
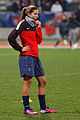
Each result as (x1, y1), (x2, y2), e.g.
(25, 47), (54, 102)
(16, 19), (27, 30)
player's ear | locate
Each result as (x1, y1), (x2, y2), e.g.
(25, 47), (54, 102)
(27, 12), (31, 17)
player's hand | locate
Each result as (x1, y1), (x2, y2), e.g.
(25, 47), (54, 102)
(35, 20), (41, 28)
(22, 46), (31, 52)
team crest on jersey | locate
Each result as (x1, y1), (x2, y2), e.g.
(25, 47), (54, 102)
(27, 28), (30, 30)
(28, 68), (31, 72)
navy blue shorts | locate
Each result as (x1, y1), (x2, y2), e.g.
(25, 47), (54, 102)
(19, 55), (45, 77)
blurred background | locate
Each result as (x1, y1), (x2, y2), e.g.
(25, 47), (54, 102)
(0, 0), (80, 44)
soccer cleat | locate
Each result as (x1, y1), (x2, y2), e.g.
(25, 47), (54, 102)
(40, 107), (56, 113)
(24, 108), (38, 115)
(71, 43), (78, 50)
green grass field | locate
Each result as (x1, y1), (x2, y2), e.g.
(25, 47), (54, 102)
(0, 48), (80, 120)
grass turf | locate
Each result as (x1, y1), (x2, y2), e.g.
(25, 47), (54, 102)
(0, 48), (80, 120)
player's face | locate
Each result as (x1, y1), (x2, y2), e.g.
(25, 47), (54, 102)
(62, 15), (66, 20)
(28, 10), (39, 20)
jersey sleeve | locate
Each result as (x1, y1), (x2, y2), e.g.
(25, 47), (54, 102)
(8, 20), (26, 52)
(36, 27), (43, 44)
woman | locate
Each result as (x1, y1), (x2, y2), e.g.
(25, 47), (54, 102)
(8, 6), (56, 115)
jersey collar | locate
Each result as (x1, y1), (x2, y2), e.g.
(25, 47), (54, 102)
(25, 16), (37, 27)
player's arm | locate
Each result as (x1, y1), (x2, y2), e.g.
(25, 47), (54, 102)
(8, 20), (31, 52)
(8, 28), (22, 52)
(35, 20), (43, 44)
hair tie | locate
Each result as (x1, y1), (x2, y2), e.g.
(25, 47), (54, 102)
(24, 7), (27, 10)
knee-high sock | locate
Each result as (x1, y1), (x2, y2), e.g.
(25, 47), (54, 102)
(38, 95), (46, 110)
(22, 96), (30, 110)
(55, 40), (60, 46)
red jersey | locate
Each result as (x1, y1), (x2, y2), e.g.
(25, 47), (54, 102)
(8, 19), (43, 57)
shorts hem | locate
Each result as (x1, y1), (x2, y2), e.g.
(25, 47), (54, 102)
(35, 74), (45, 77)
(21, 74), (34, 77)
(21, 74), (45, 77)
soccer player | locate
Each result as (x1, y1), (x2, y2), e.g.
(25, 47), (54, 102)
(8, 6), (56, 115)
(69, 13), (78, 49)
(54, 15), (72, 49)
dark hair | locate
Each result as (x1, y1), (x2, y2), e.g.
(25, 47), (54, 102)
(20, 6), (38, 21)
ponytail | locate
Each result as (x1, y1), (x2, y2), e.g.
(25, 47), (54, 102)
(20, 7), (27, 21)
(20, 6), (38, 21)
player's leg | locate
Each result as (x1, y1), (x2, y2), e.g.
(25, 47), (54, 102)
(71, 29), (78, 49)
(67, 36), (72, 47)
(36, 76), (56, 113)
(34, 57), (56, 113)
(22, 75), (38, 114)
(54, 36), (63, 49)
(36, 76), (47, 109)
(73, 30), (77, 44)
(37, 76), (46, 95)
(19, 55), (38, 114)
(22, 75), (32, 109)
(34, 57), (46, 110)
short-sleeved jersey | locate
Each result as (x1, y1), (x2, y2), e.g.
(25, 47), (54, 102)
(8, 19), (43, 57)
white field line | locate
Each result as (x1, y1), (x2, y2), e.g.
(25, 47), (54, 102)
(0, 72), (80, 77)
(0, 46), (80, 48)
(46, 72), (80, 78)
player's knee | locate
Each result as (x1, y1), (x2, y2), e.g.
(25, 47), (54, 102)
(24, 79), (32, 88)
(43, 79), (47, 86)
(39, 79), (47, 87)
(27, 79), (32, 87)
